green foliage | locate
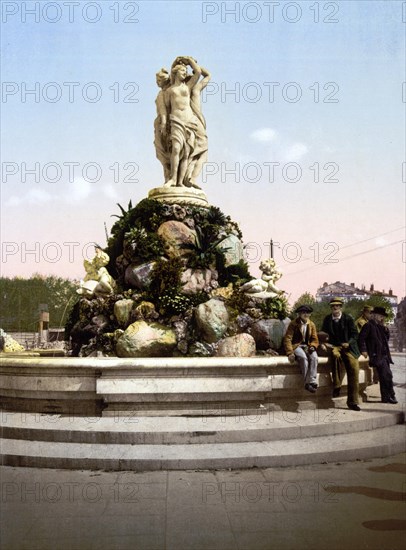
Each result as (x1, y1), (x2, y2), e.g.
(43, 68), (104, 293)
(105, 198), (246, 292)
(206, 206), (227, 226)
(257, 294), (290, 320)
(124, 227), (164, 261)
(291, 293), (395, 329)
(64, 300), (80, 341)
(111, 200), (133, 219)
(0, 275), (78, 331)
(106, 199), (166, 276)
(226, 288), (251, 315)
(218, 259), (251, 287)
(147, 258), (209, 317)
(344, 296), (395, 323)
(156, 292), (194, 316)
(290, 295), (330, 330)
(291, 293), (316, 313)
(182, 226), (229, 270)
(149, 258), (183, 296)
(128, 198), (165, 232)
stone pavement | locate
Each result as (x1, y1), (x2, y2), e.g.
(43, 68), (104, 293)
(1, 451), (405, 550)
(1, 354), (405, 549)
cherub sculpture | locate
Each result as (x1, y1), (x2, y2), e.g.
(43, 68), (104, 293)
(77, 245), (115, 297)
(239, 259), (283, 299)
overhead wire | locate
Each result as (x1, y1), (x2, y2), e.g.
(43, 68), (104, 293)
(277, 226), (405, 273)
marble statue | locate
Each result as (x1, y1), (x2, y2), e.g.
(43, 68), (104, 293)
(154, 68), (171, 182)
(239, 259), (283, 299)
(154, 56), (210, 189)
(77, 245), (115, 297)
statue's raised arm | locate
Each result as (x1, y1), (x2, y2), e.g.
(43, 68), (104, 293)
(153, 56), (209, 189)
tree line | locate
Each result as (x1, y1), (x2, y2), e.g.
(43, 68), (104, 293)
(0, 275), (78, 332)
(0, 275), (395, 334)
(292, 292), (395, 329)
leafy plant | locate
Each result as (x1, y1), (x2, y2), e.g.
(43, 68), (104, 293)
(123, 227), (164, 262)
(257, 295), (290, 320)
(182, 226), (230, 269)
(106, 199), (166, 278)
(206, 206), (227, 226)
(218, 259), (251, 287)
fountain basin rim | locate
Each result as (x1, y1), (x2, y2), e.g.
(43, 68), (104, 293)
(0, 355), (369, 370)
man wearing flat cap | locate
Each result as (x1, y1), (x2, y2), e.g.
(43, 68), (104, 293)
(358, 307), (397, 404)
(321, 297), (361, 410)
(283, 305), (319, 393)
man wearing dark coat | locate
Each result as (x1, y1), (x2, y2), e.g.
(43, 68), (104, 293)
(358, 306), (397, 404)
(321, 297), (361, 411)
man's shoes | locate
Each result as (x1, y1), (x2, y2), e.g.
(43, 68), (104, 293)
(382, 397), (398, 404)
(348, 403), (361, 411)
(305, 383), (316, 393)
(332, 388), (341, 398)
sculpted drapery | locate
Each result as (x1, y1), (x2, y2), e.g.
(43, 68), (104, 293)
(154, 57), (210, 189)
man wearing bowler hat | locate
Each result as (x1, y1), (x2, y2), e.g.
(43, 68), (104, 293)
(284, 305), (319, 393)
(321, 297), (361, 410)
(358, 306), (397, 404)
(356, 304), (378, 383)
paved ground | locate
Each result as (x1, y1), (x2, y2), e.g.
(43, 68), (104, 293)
(1, 453), (405, 550)
(1, 355), (405, 550)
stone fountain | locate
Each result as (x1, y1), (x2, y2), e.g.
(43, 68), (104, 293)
(67, 55), (289, 360)
(1, 57), (402, 471)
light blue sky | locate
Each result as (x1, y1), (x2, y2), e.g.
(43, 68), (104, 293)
(1, 0), (405, 302)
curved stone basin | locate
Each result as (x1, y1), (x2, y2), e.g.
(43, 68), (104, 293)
(0, 355), (372, 417)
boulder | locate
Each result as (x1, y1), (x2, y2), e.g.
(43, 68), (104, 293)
(216, 333), (256, 357)
(250, 319), (286, 351)
(181, 268), (218, 295)
(116, 320), (177, 358)
(216, 234), (244, 266)
(195, 299), (229, 343)
(157, 221), (196, 260)
(125, 261), (156, 289)
(114, 299), (134, 327)
(133, 301), (158, 321)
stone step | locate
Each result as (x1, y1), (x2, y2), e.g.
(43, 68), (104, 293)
(1, 403), (403, 445)
(1, 424), (405, 470)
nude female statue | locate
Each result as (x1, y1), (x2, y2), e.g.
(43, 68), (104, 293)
(154, 68), (171, 182)
(154, 57), (210, 188)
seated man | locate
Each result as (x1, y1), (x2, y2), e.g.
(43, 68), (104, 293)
(321, 297), (361, 411)
(283, 305), (319, 393)
(359, 306), (397, 404)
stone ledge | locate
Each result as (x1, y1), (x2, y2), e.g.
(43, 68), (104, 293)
(0, 356), (372, 416)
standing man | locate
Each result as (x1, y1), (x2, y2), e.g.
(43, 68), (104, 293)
(355, 305), (373, 332)
(321, 297), (361, 411)
(284, 305), (319, 393)
(358, 307), (397, 404)
(356, 304), (378, 383)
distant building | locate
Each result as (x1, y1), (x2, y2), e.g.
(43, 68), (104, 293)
(316, 281), (398, 317)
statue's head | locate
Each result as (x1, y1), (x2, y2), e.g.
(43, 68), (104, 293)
(156, 68), (170, 88)
(171, 63), (188, 83)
